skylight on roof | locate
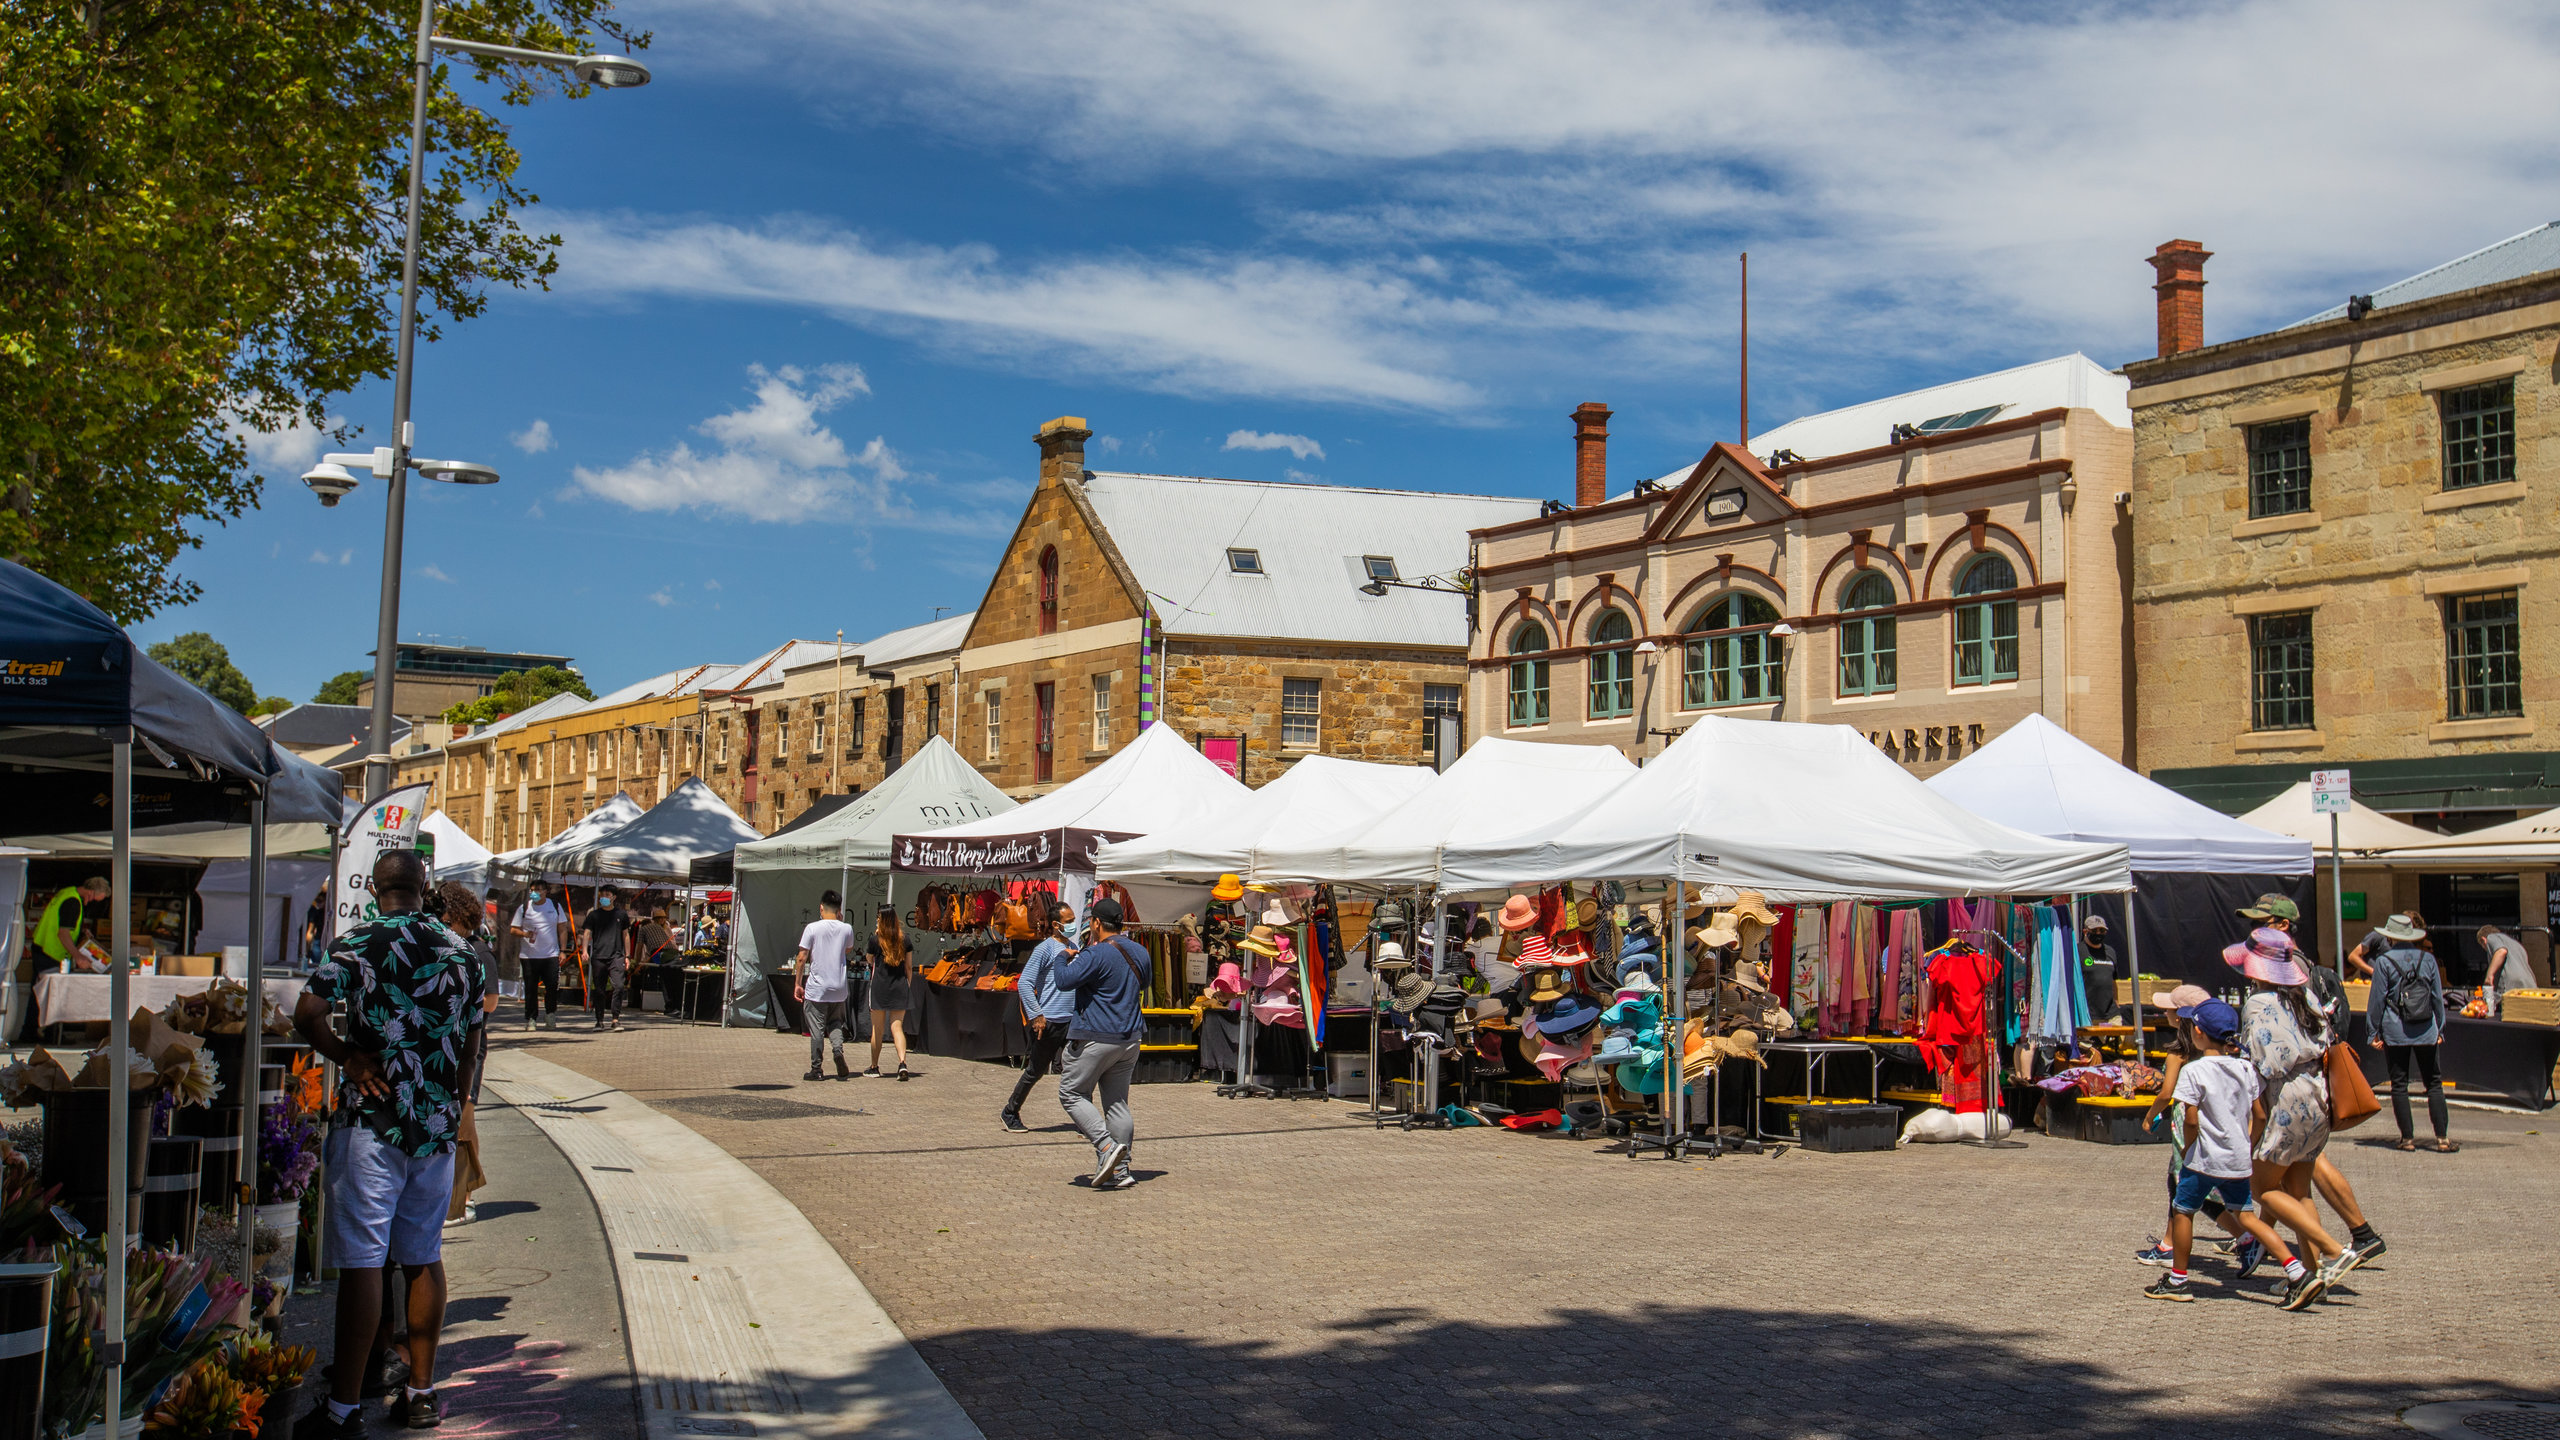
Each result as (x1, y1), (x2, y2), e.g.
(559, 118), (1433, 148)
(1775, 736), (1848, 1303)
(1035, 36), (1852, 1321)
(1228, 547), (1264, 574)
(1912, 404), (2006, 435)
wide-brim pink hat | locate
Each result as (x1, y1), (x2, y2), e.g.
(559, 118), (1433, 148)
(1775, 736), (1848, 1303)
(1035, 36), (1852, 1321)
(2223, 926), (2309, 987)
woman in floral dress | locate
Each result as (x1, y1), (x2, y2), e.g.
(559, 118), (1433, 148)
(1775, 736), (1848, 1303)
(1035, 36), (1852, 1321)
(2227, 927), (2354, 1300)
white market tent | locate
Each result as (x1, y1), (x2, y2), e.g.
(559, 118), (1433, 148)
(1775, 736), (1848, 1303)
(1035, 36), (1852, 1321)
(893, 719), (1248, 881)
(726, 735), (1018, 1026)
(1247, 736), (1637, 889)
(547, 777), (764, 881)
(423, 809), (496, 893)
(2236, 781), (2453, 854)
(2370, 806), (2560, 868)
(1927, 713), (2311, 990)
(1094, 754), (1438, 882)
(1435, 716), (2129, 901)
(503, 791), (648, 880)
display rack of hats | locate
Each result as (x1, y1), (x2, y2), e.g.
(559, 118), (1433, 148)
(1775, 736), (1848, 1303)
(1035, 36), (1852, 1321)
(1197, 877), (1348, 1098)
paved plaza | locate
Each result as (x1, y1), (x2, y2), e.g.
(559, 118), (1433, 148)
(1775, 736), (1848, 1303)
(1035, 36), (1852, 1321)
(488, 1016), (2559, 1440)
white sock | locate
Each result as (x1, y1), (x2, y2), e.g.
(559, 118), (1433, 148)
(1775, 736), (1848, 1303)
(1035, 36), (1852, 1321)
(406, 1386), (434, 1400)
(329, 1401), (359, 1421)
(2283, 1257), (2306, 1281)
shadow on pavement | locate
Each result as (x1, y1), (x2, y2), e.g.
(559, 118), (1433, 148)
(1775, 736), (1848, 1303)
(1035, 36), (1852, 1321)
(918, 1303), (2560, 1440)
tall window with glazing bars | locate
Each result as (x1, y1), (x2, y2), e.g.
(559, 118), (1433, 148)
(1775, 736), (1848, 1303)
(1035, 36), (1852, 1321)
(2246, 418), (2311, 517)
(2441, 380), (2516, 491)
(2248, 612), (2314, 731)
(2445, 591), (2522, 720)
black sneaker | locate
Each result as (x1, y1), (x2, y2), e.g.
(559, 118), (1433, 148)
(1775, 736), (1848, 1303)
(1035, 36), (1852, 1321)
(2280, 1267), (2332, 1311)
(833, 1055), (851, 1080)
(304, 1403), (367, 1440)
(1000, 1111), (1029, 1133)
(392, 1388), (442, 1429)
(345, 1347), (409, 1399)
(2352, 1233), (2387, 1268)
(2141, 1276), (2193, 1303)
(803, 1067), (825, 1082)
(861, 1066), (880, 1078)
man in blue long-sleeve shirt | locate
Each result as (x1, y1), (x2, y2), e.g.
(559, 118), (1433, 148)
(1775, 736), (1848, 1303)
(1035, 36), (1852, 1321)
(1054, 896), (1148, 1189)
(1001, 901), (1079, 1132)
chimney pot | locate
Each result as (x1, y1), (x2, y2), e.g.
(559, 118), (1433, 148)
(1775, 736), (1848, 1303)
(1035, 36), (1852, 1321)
(1572, 402), (1612, 508)
(2148, 240), (2211, 358)
(1034, 415), (1092, 489)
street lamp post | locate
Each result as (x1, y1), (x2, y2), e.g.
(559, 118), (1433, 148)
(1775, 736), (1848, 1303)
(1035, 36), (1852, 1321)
(306, 0), (651, 803)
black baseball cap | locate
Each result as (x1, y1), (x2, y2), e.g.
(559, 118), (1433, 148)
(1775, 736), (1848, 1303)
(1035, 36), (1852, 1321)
(1090, 896), (1126, 927)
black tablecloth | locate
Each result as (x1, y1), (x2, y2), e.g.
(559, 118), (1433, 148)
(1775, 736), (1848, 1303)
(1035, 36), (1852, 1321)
(1197, 1007), (1315, 1080)
(2347, 1014), (2557, 1110)
(919, 981), (1028, 1062)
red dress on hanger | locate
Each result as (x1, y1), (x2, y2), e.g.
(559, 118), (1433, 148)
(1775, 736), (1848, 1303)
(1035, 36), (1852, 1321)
(1921, 947), (1999, 1113)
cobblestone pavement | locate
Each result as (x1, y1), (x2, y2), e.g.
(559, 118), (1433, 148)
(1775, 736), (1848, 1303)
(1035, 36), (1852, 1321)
(496, 1018), (2560, 1440)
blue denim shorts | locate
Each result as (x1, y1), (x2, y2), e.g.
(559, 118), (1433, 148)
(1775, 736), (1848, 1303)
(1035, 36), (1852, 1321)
(326, 1124), (456, 1269)
(2170, 1170), (2253, 1217)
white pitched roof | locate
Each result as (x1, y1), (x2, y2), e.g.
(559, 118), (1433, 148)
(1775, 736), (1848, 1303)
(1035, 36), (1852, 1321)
(710, 639), (842, 696)
(1081, 471), (1541, 648)
(585, 662), (739, 710)
(1096, 754), (1439, 881)
(1708, 353), (2130, 471)
(2292, 221), (2560, 327)
(466, 690), (594, 740)
(776, 613), (976, 682)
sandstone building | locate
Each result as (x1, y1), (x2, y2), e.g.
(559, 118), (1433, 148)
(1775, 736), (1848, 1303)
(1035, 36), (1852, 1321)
(699, 616), (973, 828)
(1465, 360), (2135, 774)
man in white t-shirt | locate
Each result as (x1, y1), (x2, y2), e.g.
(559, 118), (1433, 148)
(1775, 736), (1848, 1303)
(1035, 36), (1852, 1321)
(510, 882), (568, 1031)
(795, 890), (857, 1081)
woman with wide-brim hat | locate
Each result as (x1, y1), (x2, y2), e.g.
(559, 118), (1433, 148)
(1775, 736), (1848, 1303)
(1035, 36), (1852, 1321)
(2226, 926), (2354, 1307)
(2366, 913), (2455, 1153)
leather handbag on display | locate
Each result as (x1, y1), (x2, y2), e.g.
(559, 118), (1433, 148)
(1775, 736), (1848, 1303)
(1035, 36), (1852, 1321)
(2324, 1041), (2381, 1130)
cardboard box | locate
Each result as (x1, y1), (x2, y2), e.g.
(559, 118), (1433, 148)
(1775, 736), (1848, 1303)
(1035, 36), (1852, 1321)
(165, 954), (218, 977)
(2502, 990), (2559, 1026)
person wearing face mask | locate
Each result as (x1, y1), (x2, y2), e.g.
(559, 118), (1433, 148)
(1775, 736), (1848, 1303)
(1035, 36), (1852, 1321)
(511, 881), (567, 1031)
(579, 885), (632, 1031)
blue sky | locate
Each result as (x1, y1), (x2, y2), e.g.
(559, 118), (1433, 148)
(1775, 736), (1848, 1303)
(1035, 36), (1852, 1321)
(143, 0), (2560, 703)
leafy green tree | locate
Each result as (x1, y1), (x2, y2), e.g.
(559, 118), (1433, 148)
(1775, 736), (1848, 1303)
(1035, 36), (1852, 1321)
(0, 1), (646, 622)
(313, 670), (369, 706)
(443, 665), (593, 725)
(146, 631), (258, 713)
(250, 695), (292, 716)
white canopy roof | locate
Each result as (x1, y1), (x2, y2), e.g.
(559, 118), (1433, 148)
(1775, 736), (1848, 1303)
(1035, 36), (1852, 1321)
(1247, 736), (1637, 888)
(506, 792), (648, 873)
(1435, 716), (2130, 901)
(2234, 782), (2453, 855)
(736, 736), (1017, 873)
(547, 778), (764, 880)
(422, 810), (492, 870)
(1927, 714), (2311, 875)
(1095, 754), (1438, 881)
(2334, 805), (2560, 867)
(893, 721), (1248, 875)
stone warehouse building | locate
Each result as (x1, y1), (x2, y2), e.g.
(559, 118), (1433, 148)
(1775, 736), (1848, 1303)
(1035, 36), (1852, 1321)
(699, 615), (974, 828)
(2126, 224), (2560, 972)
(1465, 359), (2135, 774)
(954, 417), (1540, 792)
(435, 663), (736, 852)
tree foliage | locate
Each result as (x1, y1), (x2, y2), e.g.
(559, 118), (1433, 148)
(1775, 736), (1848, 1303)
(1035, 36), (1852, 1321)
(312, 669), (368, 705)
(0, 0), (646, 623)
(442, 664), (592, 725)
(250, 694), (292, 716)
(146, 630), (257, 713)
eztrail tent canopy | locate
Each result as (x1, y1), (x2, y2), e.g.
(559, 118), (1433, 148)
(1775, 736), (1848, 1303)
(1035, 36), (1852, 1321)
(1434, 716), (2129, 901)
(2235, 782), (2452, 854)
(1247, 736), (1636, 889)
(726, 735), (1017, 1026)
(2367, 806), (2560, 868)
(1927, 713), (2311, 987)
(546, 777), (763, 881)
(503, 792), (648, 880)
(1094, 754), (1437, 882)
(893, 720), (1247, 876)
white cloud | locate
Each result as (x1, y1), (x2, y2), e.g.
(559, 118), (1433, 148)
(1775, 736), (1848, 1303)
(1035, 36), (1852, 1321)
(512, 419), (556, 454)
(568, 364), (1022, 531)
(1091, 434), (1123, 455)
(1225, 430), (1325, 461)
(233, 412), (347, 473)
(703, 578), (722, 590)
(310, 549), (354, 566)
(628, 0), (2560, 398)
(648, 587), (676, 606)
(308, 550), (332, 565)
(339, 549), (353, 566)
(421, 564), (455, 584)
(1283, 467), (1323, 485)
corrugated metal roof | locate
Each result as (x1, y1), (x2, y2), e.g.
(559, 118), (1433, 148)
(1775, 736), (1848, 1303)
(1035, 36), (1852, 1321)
(1719, 354), (2130, 470)
(1081, 472), (1541, 648)
(774, 613), (976, 683)
(585, 662), (738, 710)
(2291, 222), (2560, 327)
(707, 639), (838, 696)
(466, 690), (598, 740)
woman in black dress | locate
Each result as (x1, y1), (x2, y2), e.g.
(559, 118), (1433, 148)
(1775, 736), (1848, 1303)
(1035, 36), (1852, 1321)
(865, 907), (915, 1079)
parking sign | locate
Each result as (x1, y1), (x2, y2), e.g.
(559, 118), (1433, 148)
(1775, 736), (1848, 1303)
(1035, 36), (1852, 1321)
(2310, 769), (2351, 815)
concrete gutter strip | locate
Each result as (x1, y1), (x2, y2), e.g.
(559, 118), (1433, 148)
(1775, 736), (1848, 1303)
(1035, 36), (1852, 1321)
(485, 1049), (984, 1440)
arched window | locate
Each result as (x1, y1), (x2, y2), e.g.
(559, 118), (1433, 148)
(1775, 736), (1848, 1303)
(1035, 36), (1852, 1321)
(1682, 593), (1783, 708)
(1037, 546), (1060, 636)
(1507, 622), (1551, 727)
(1952, 554), (2020, 686)
(1586, 610), (1635, 719)
(1837, 570), (1898, 697)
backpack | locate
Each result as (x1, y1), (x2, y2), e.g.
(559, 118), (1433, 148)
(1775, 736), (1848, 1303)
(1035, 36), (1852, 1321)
(2386, 953), (2437, 1027)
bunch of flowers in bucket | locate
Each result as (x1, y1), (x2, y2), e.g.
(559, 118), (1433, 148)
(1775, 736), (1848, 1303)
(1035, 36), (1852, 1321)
(38, 1240), (249, 1439)
(255, 1109), (322, 1209)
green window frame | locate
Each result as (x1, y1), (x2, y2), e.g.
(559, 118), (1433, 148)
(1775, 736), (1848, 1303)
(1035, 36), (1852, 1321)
(1507, 623), (1551, 727)
(2248, 612), (2315, 731)
(1586, 610), (1636, 719)
(2441, 379), (2516, 491)
(1836, 571), (1897, 697)
(1951, 555), (2020, 686)
(2246, 417), (2312, 518)
(1682, 593), (1783, 708)
(2445, 590), (2522, 720)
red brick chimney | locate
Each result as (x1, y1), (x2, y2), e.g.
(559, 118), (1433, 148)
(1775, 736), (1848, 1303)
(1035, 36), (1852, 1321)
(2148, 240), (2211, 358)
(1572, 402), (1611, 508)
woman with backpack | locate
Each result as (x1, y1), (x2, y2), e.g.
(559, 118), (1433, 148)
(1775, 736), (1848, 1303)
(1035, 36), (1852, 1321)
(2366, 913), (2454, 1152)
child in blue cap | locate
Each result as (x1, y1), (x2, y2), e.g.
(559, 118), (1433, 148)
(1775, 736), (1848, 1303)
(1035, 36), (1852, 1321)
(2145, 998), (2328, 1307)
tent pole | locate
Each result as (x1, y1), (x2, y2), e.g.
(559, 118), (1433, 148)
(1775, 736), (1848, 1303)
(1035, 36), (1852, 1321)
(2330, 812), (2346, 983)
(241, 792), (268, 1295)
(2125, 880), (2144, 1070)
(106, 733), (132, 1437)
(1665, 879), (1686, 1157)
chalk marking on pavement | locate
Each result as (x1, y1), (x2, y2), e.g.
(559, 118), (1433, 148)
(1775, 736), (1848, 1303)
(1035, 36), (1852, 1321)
(486, 1049), (986, 1440)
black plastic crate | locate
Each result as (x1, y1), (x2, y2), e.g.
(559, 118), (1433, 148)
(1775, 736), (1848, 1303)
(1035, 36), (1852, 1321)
(2078, 1098), (2167, 1146)
(1796, 1103), (1899, 1153)
(1141, 1009), (1198, 1047)
(1133, 1054), (1200, 1086)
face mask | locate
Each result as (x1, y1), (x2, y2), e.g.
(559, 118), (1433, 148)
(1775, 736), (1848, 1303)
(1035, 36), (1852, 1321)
(600, 897), (614, 909)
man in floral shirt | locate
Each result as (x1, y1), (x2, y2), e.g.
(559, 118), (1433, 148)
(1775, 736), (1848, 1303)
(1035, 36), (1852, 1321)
(296, 847), (484, 1435)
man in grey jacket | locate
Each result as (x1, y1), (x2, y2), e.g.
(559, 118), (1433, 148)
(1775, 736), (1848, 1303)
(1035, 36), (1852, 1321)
(1055, 897), (1147, 1190)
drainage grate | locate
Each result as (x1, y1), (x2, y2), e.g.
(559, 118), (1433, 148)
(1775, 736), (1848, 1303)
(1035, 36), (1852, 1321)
(2405, 1403), (2560, 1440)
(655, 1093), (852, 1123)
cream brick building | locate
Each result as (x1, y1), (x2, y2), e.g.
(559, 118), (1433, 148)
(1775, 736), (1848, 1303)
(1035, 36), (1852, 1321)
(2126, 225), (2560, 976)
(1467, 359), (2135, 774)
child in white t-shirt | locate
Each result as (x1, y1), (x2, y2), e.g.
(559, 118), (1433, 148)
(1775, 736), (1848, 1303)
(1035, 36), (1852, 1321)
(2145, 998), (2323, 1307)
